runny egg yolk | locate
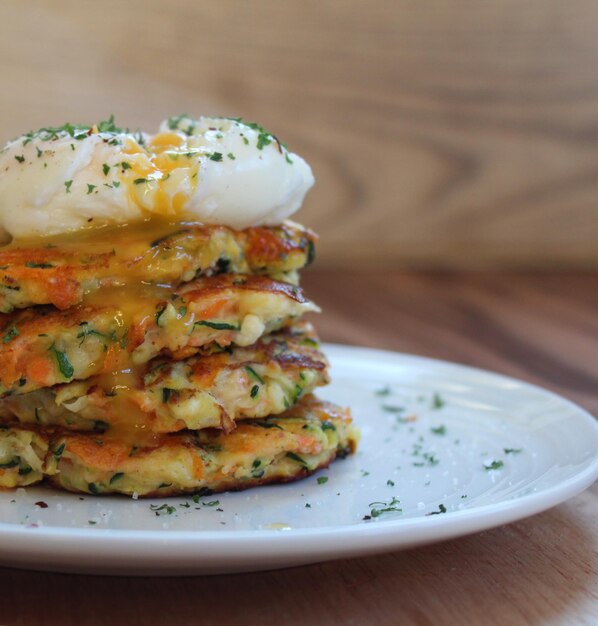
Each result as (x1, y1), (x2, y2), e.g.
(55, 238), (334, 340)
(119, 132), (200, 216)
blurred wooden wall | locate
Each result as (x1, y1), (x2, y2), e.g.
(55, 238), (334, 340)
(1, 0), (597, 268)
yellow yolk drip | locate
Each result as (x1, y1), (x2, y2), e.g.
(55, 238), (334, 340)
(118, 132), (201, 217)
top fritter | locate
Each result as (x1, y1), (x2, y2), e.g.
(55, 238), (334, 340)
(0, 115), (314, 241)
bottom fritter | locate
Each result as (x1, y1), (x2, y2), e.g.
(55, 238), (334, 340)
(0, 396), (359, 497)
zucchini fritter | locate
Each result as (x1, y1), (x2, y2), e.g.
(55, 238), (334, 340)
(0, 220), (316, 312)
(46, 396), (359, 497)
(0, 323), (329, 433)
(0, 397), (357, 496)
(0, 275), (318, 397)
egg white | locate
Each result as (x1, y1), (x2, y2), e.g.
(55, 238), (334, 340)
(0, 116), (314, 240)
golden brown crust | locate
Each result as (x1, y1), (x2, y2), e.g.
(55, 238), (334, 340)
(0, 221), (316, 312)
(0, 278), (317, 397)
(178, 273), (309, 303)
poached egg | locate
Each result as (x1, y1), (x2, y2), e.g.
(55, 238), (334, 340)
(0, 115), (314, 241)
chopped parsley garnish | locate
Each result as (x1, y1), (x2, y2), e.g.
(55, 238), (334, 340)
(250, 385), (259, 399)
(21, 121), (99, 143)
(317, 476), (328, 485)
(2, 325), (19, 344)
(17, 118), (123, 144)
(286, 451), (308, 468)
(209, 152), (223, 162)
(102, 163), (110, 176)
(36, 147), (43, 158)
(166, 114), (188, 131)
(375, 385), (391, 397)
(425, 452), (439, 466)
(121, 161), (131, 170)
(367, 496), (402, 518)
(431, 425), (446, 436)
(301, 337), (319, 348)
(306, 240), (316, 266)
(382, 405), (405, 413)
(234, 121), (274, 150)
(256, 133), (272, 150)
(133, 178), (147, 185)
(109, 472), (124, 484)
(484, 459), (504, 471)
(155, 304), (167, 326)
(97, 114), (123, 133)
(431, 393), (446, 409)
(150, 503), (177, 516)
(25, 261), (54, 268)
(0, 458), (19, 469)
(50, 346), (74, 379)
(252, 420), (283, 430)
(427, 504), (447, 516)
(251, 459), (264, 478)
(76, 326), (106, 344)
(64, 180), (73, 193)
(504, 448), (522, 454)
(244, 365), (264, 384)
(93, 420), (109, 433)
(53, 442), (66, 460)
(227, 152), (236, 160)
(387, 479), (395, 487)
(194, 320), (239, 331)
(86, 184), (97, 194)
(228, 118), (287, 154)
(183, 122), (196, 136)
(14, 155), (25, 163)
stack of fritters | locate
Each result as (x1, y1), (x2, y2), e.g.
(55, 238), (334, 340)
(0, 221), (358, 496)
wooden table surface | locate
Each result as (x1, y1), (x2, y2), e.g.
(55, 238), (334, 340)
(1, 271), (596, 626)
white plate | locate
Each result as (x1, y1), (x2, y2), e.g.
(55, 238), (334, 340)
(0, 344), (597, 576)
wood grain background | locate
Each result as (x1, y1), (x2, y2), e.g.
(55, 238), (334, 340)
(1, 1), (598, 267)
